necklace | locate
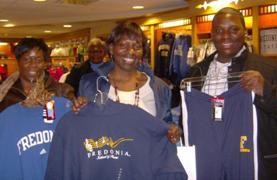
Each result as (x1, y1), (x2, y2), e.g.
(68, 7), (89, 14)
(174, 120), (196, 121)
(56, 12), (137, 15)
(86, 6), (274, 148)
(113, 82), (140, 106)
(108, 74), (140, 107)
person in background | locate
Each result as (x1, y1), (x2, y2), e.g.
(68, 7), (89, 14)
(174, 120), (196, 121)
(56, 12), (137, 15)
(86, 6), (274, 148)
(0, 38), (74, 112)
(0, 38), (73, 180)
(185, 7), (277, 180)
(65, 37), (106, 95)
(77, 22), (181, 143)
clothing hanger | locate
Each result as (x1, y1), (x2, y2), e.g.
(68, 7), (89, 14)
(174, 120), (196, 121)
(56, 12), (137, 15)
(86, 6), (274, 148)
(180, 71), (243, 91)
(93, 75), (109, 105)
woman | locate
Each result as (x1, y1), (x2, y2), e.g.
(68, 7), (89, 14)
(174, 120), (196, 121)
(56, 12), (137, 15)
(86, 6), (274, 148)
(0, 38), (74, 112)
(0, 38), (74, 180)
(78, 22), (181, 142)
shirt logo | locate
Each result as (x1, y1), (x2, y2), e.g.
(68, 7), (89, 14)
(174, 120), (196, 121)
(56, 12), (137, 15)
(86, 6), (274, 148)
(40, 148), (47, 155)
(84, 136), (133, 160)
(240, 136), (250, 153)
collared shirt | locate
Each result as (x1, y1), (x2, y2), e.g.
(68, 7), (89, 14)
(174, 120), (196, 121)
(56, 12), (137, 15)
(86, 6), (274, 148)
(202, 46), (246, 96)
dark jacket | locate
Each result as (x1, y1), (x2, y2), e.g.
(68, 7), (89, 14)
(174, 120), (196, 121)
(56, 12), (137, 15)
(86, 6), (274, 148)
(186, 49), (277, 180)
(0, 73), (75, 112)
(65, 60), (94, 95)
(79, 61), (173, 123)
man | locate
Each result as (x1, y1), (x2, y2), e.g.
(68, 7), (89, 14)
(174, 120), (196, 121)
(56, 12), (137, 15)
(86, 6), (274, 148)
(186, 7), (277, 180)
(65, 38), (106, 95)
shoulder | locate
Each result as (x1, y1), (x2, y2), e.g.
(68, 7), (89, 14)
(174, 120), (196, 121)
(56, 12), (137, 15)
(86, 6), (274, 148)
(246, 53), (277, 72)
(0, 103), (21, 123)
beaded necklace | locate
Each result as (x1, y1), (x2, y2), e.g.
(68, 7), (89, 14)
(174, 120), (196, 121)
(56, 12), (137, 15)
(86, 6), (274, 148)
(109, 74), (140, 107)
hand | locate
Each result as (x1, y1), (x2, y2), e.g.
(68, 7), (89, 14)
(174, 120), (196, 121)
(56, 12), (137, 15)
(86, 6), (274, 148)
(167, 124), (182, 144)
(240, 70), (265, 96)
(72, 96), (87, 113)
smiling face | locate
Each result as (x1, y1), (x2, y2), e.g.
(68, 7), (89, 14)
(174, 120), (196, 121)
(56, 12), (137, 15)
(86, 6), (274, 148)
(211, 13), (245, 61)
(18, 47), (45, 83)
(110, 34), (143, 72)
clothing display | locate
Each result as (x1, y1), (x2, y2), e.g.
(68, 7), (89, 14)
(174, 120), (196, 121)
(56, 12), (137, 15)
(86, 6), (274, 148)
(182, 84), (257, 180)
(0, 97), (71, 180)
(155, 32), (175, 78)
(79, 61), (173, 123)
(45, 100), (187, 180)
(169, 35), (192, 84)
(47, 65), (66, 82)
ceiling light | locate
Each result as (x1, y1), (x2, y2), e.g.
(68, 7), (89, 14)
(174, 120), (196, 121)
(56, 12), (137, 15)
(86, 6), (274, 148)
(26, 36), (33, 38)
(3, 24), (15, 27)
(44, 30), (52, 33)
(196, 0), (241, 10)
(158, 19), (188, 28)
(0, 42), (8, 46)
(33, 0), (47, 2)
(132, 6), (144, 10)
(0, 19), (9, 22)
(63, 24), (72, 28)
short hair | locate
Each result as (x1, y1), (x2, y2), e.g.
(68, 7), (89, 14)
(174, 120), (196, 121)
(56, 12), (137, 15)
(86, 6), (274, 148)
(14, 38), (49, 61)
(213, 7), (246, 29)
(106, 22), (147, 57)
(88, 37), (105, 48)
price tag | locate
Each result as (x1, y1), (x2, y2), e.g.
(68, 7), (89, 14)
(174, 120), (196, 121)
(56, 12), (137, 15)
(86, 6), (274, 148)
(211, 97), (224, 122)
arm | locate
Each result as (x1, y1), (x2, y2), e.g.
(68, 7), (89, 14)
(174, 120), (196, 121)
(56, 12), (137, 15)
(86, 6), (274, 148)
(241, 70), (277, 117)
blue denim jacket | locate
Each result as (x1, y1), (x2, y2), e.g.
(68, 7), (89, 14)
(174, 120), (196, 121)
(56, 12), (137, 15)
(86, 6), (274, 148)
(78, 61), (172, 123)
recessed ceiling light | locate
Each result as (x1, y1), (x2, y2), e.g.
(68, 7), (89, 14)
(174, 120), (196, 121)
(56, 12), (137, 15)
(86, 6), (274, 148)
(44, 30), (52, 33)
(33, 0), (47, 2)
(0, 19), (9, 22)
(63, 24), (72, 28)
(3, 24), (15, 27)
(132, 5), (144, 10)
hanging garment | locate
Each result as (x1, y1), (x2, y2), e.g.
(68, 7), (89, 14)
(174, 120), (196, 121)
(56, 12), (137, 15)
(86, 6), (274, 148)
(181, 84), (258, 180)
(0, 97), (71, 180)
(155, 32), (175, 78)
(45, 100), (187, 180)
(169, 35), (192, 84)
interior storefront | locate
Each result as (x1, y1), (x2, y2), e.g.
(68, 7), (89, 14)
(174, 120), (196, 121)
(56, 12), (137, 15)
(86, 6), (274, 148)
(0, 0), (276, 82)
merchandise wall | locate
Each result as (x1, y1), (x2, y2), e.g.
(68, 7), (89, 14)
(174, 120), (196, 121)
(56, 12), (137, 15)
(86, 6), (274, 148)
(136, 1), (277, 71)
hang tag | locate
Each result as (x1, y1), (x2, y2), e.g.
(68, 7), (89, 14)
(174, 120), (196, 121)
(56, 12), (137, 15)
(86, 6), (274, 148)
(43, 100), (56, 124)
(211, 97), (224, 122)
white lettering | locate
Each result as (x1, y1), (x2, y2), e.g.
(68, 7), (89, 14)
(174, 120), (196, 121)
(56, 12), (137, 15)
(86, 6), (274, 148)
(35, 131), (43, 145)
(21, 137), (30, 151)
(28, 133), (36, 147)
(16, 130), (54, 155)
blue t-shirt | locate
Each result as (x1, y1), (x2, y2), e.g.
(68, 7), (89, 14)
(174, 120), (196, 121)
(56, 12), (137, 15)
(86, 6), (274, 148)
(0, 97), (71, 180)
(45, 100), (187, 180)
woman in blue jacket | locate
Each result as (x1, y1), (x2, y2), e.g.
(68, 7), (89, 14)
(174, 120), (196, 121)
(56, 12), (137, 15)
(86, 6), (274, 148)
(77, 22), (181, 143)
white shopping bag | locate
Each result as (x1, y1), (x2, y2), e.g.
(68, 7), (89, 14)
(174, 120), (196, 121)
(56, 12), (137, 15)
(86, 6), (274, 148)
(177, 145), (197, 180)
(179, 90), (197, 180)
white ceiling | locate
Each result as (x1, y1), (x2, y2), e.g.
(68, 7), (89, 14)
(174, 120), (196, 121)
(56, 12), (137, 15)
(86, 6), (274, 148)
(0, 0), (188, 38)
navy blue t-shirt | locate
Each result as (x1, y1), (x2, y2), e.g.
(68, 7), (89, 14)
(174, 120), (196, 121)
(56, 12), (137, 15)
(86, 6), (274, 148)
(45, 100), (187, 180)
